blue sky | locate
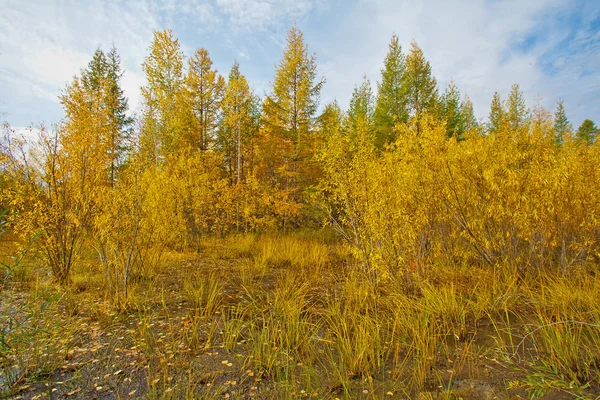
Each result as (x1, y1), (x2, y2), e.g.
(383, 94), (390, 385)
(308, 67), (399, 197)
(0, 0), (598, 129)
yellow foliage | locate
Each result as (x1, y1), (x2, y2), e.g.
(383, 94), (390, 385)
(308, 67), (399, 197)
(319, 114), (600, 281)
(2, 126), (92, 284)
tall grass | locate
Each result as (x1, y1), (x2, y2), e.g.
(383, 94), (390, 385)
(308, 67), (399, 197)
(183, 271), (224, 318)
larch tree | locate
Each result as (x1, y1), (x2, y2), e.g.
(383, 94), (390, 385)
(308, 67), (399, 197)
(347, 76), (376, 151)
(82, 46), (133, 184)
(441, 81), (463, 140)
(348, 76), (375, 127)
(317, 100), (344, 142)
(61, 60), (114, 194)
(260, 27), (324, 197)
(553, 100), (571, 145)
(374, 34), (407, 147)
(315, 101), (345, 167)
(576, 119), (598, 144)
(402, 40), (438, 134)
(219, 61), (260, 184)
(530, 98), (553, 137)
(461, 96), (479, 135)
(186, 48), (225, 151)
(139, 29), (187, 165)
(506, 83), (529, 131)
(487, 91), (505, 134)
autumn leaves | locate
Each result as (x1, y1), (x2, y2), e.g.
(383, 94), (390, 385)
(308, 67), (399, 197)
(2, 26), (599, 294)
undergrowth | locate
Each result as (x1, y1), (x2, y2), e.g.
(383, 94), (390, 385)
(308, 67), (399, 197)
(0, 232), (599, 399)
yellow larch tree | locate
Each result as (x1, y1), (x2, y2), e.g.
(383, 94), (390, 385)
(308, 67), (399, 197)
(258, 27), (325, 202)
(139, 29), (188, 165)
(185, 48), (225, 151)
(218, 61), (259, 184)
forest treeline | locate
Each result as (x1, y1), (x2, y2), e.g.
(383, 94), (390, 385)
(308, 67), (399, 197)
(1, 28), (599, 302)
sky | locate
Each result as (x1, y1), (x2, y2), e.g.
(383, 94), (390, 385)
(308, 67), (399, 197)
(0, 0), (599, 129)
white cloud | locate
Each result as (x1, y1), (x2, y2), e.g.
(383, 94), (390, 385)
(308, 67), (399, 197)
(0, 0), (597, 128)
(0, 0), (319, 125)
(215, 0), (314, 30)
(0, 0), (162, 124)
(310, 0), (598, 126)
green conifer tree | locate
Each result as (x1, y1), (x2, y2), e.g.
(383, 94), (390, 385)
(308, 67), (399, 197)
(576, 119), (599, 144)
(139, 29), (188, 165)
(186, 48), (225, 151)
(487, 91), (504, 134)
(260, 27), (325, 196)
(347, 76), (375, 150)
(553, 100), (572, 145)
(506, 83), (529, 131)
(402, 41), (438, 134)
(441, 81), (463, 140)
(374, 34), (407, 147)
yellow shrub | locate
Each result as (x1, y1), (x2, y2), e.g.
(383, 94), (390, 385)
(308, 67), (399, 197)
(319, 115), (600, 280)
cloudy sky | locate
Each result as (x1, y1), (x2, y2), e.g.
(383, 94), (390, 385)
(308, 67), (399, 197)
(1, 0), (598, 129)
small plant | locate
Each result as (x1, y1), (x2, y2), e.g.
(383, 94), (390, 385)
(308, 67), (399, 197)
(0, 289), (76, 396)
(324, 295), (387, 383)
(222, 306), (248, 352)
(136, 310), (158, 357)
(0, 231), (37, 287)
(183, 271), (224, 318)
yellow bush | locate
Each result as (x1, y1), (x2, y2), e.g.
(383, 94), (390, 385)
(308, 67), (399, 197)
(319, 115), (600, 281)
